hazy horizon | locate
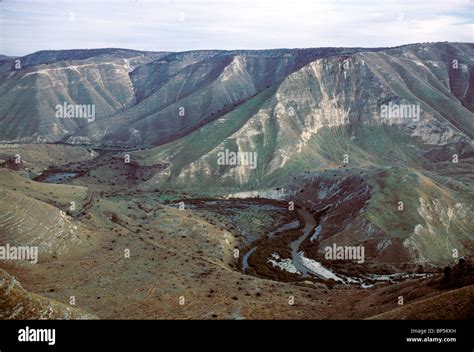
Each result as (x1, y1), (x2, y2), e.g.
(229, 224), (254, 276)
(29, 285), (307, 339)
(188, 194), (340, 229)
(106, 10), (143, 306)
(1, 0), (472, 56)
(3, 40), (474, 57)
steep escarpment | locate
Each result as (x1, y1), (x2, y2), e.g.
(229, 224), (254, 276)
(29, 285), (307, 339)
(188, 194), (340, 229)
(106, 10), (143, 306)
(0, 49), (166, 143)
(1, 43), (472, 151)
(129, 43), (472, 192)
(96, 50), (348, 147)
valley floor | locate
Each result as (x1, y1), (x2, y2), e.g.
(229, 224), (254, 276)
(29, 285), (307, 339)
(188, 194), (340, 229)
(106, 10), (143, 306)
(0, 144), (472, 319)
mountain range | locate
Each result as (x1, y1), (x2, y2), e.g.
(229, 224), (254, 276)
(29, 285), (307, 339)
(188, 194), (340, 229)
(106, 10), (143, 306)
(0, 42), (473, 319)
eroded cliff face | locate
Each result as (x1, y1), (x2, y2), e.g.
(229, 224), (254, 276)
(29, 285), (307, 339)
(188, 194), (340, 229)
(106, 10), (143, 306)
(1, 43), (472, 150)
(150, 43), (473, 188)
(0, 50), (164, 143)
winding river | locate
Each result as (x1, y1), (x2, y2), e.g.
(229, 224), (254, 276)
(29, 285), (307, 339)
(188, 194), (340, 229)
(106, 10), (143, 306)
(241, 206), (327, 275)
(241, 204), (345, 281)
(242, 246), (257, 272)
(241, 202), (432, 286)
(290, 208), (318, 277)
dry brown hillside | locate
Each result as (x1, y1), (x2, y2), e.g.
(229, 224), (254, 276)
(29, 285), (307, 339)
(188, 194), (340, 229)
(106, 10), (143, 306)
(0, 268), (96, 320)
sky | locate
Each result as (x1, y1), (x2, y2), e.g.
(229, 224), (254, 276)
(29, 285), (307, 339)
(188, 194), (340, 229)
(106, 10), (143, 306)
(0, 0), (473, 56)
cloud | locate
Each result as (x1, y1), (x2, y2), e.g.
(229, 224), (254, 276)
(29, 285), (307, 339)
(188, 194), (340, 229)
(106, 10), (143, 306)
(0, 0), (472, 55)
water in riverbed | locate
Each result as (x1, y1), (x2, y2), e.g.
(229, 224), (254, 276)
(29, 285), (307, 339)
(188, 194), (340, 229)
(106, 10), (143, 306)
(43, 172), (78, 184)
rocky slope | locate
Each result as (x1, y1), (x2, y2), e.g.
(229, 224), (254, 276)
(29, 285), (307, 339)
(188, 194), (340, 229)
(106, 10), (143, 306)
(1, 42), (473, 267)
(0, 49), (167, 143)
(0, 268), (96, 319)
(132, 43), (473, 188)
(368, 284), (474, 320)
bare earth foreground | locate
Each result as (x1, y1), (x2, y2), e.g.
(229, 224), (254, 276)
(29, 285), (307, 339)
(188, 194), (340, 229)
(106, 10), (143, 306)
(0, 144), (472, 320)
